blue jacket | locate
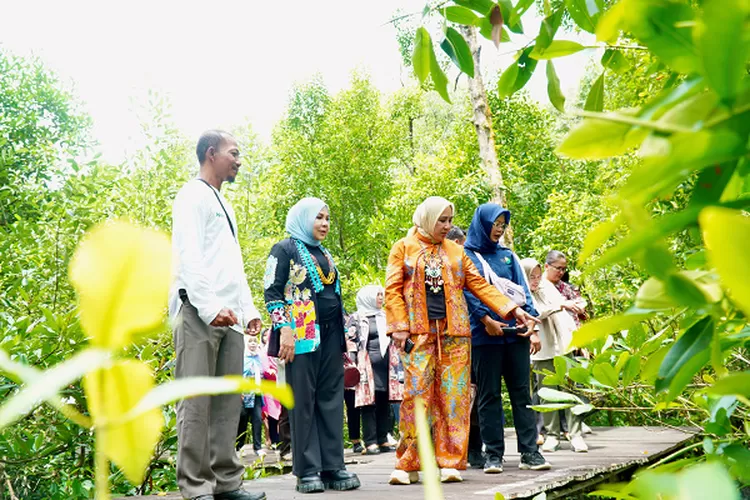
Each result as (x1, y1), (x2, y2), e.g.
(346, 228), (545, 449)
(463, 204), (537, 346)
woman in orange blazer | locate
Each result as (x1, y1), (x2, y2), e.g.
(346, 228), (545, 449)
(385, 196), (537, 485)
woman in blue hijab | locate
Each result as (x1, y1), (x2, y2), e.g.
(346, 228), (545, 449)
(463, 203), (550, 474)
(263, 197), (361, 493)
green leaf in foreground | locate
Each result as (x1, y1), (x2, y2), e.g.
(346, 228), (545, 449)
(570, 310), (653, 348)
(441, 27), (475, 78)
(584, 72), (604, 112)
(415, 397), (442, 499)
(700, 207), (750, 318)
(709, 371), (750, 397)
(545, 61), (565, 112)
(655, 316), (713, 394)
(0, 348), (111, 428)
(556, 114), (648, 160)
(531, 40), (585, 60)
(694, 0), (749, 102)
(413, 28), (431, 84)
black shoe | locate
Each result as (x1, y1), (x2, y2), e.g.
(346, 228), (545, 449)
(519, 451), (551, 471)
(215, 489), (266, 500)
(296, 474), (325, 493)
(320, 469), (361, 491)
(483, 455), (503, 474)
(191, 496), (214, 500)
(468, 449), (484, 469)
(363, 444), (381, 455)
(352, 442), (364, 454)
(379, 444), (396, 453)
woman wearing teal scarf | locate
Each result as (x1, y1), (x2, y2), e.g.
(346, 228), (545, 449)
(263, 197), (360, 494)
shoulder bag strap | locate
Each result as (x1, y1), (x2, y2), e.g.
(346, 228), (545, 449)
(197, 178), (235, 239)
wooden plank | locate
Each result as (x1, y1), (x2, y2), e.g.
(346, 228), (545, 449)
(120, 426), (697, 500)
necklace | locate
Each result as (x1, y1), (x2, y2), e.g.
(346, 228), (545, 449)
(422, 247), (444, 294)
(310, 252), (336, 285)
(294, 238), (339, 293)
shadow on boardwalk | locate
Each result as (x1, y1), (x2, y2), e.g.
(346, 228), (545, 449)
(122, 426), (697, 500)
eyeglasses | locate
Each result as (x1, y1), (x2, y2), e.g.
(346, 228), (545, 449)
(549, 264), (567, 272)
(492, 221), (507, 229)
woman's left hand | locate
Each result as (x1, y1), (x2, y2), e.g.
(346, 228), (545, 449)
(528, 332), (542, 355)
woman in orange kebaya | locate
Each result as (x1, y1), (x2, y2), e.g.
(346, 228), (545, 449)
(385, 196), (538, 485)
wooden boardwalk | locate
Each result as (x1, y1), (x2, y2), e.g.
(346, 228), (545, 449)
(124, 426), (696, 500)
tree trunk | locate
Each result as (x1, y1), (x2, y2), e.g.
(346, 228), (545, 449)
(460, 25), (513, 247)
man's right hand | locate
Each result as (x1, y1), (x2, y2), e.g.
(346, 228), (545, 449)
(211, 307), (239, 327)
(482, 316), (508, 336)
(278, 326), (296, 363)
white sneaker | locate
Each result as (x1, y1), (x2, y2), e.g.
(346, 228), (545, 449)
(389, 470), (419, 485)
(542, 435), (560, 453)
(570, 435), (589, 453)
(582, 423), (593, 435)
(387, 433), (398, 446)
(440, 468), (463, 483)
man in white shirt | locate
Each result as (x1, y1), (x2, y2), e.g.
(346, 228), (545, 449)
(170, 130), (265, 500)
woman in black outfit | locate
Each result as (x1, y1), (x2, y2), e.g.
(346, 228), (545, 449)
(263, 197), (360, 493)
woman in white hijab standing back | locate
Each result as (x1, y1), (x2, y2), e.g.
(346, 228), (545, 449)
(350, 285), (403, 455)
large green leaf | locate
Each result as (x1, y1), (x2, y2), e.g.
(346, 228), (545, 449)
(545, 61), (565, 112)
(701, 207), (750, 318)
(414, 398), (443, 498)
(123, 376), (295, 422)
(565, 0), (603, 33)
(596, 0), (626, 43)
(441, 27), (475, 78)
(708, 372), (750, 397)
(584, 73), (604, 112)
(621, 129), (744, 204)
(536, 8), (564, 52)
(429, 45), (451, 103)
(635, 271), (722, 310)
(690, 161), (738, 208)
(496, 46), (538, 98)
(454, 0), (496, 15)
(84, 360), (164, 485)
(531, 40), (585, 60)
(538, 387), (582, 403)
(655, 316), (713, 394)
(479, 18), (511, 43)
(529, 403), (575, 412)
(674, 462), (740, 500)
(413, 28), (431, 84)
(555, 113), (648, 160)
(509, 0), (535, 26)
(695, 0), (750, 103)
(592, 363), (619, 387)
(601, 49), (632, 74)
(0, 348), (111, 428)
(442, 6), (482, 25)
(621, 0), (698, 74)
(69, 221), (171, 349)
(570, 310), (653, 348)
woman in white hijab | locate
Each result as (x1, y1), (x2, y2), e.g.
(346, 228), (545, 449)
(521, 258), (588, 453)
(384, 196), (537, 485)
(350, 285), (403, 455)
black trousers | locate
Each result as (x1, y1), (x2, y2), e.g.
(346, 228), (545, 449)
(278, 407), (291, 455)
(267, 416), (280, 445)
(236, 395), (263, 451)
(361, 390), (390, 447)
(287, 318), (345, 477)
(344, 388), (361, 441)
(473, 341), (538, 459)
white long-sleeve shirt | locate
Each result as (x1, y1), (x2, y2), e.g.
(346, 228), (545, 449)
(168, 179), (260, 328)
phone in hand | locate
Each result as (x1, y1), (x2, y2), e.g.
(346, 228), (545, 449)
(404, 338), (415, 354)
(501, 325), (528, 335)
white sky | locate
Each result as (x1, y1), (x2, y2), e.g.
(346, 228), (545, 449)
(2, 0), (594, 163)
